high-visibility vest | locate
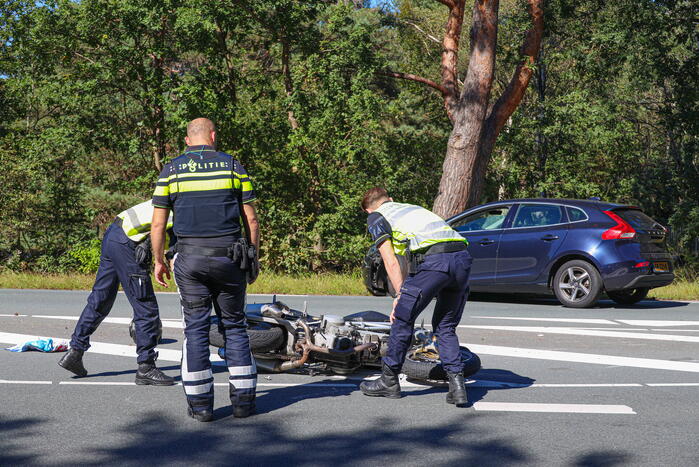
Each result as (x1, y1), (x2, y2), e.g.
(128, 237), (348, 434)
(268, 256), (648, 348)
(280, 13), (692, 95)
(375, 202), (466, 256)
(116, 200), (174, 242)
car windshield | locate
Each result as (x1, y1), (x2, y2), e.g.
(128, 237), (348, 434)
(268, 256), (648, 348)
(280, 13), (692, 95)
(451, 206), (510, 231)
(614, 209), (663, 230)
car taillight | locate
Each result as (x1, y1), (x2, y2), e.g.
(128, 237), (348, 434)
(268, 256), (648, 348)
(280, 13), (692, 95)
(634, 261), (650, 268)
(602, 211), (636, 240)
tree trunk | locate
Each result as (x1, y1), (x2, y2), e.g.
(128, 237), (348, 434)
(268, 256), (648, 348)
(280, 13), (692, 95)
(432, 0), (499, 218)
(432, 0), (544, 218)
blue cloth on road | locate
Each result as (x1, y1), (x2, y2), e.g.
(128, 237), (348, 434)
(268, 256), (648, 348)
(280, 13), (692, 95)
(6, 338), (69, 353)
(384, 250), (472, 374)
(70, 222), (161, 364)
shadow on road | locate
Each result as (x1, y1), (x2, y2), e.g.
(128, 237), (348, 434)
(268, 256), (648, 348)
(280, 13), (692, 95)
(84, 411), (529, 466)
(0, 416), (47, 465)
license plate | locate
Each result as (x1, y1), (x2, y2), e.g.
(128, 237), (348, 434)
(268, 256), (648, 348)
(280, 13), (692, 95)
(653, 261), (669, 273)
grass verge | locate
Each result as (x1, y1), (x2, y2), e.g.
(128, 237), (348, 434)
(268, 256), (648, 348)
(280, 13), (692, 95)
(0, 270), (369, 296)
(647, 280), (699, 302)
(1, 271), (697, 301)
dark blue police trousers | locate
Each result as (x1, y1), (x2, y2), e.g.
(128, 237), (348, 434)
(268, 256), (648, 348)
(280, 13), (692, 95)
(384, 249), (472, 375)
(70, 222), (160, 364)
(173, 252), (255, 411)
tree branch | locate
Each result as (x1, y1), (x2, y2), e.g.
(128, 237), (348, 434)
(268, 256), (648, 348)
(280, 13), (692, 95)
(401, 19), (441, 45)
(485, 0), (543, 137)
(378, 70), (448, 96)
(434, 0), (456, 7)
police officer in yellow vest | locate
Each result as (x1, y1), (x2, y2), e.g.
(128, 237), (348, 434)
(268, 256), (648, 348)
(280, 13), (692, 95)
(58, 201), (176, 386)
(359, 187), (473, 406)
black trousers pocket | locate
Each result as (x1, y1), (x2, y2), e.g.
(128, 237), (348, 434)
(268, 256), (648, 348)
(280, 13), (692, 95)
(129, 274), (154, 301)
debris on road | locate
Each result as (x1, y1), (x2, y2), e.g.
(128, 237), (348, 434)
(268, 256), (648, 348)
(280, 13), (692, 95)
(5, 337), (69, 353)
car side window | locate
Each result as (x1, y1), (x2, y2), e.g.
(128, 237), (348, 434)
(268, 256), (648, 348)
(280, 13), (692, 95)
(567, 206), (588, 222)
(512, 204), (563, 228)
(451, 206), (511, 232)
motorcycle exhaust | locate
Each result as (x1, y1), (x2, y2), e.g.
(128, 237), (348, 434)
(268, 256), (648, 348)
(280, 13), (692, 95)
(255, 347), (311, 373)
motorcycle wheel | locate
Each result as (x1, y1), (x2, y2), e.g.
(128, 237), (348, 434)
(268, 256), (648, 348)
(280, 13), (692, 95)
(209, 321), (285, 353)
(402, 346), (481, 381)
(129, 319), (163, 344)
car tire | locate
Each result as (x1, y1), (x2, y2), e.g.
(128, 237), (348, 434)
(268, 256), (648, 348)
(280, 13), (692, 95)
(402, 346), (481, 381)
(553, 259), (602, 308)
(607, 287), (649, 305)
(209, 321), (285, 352)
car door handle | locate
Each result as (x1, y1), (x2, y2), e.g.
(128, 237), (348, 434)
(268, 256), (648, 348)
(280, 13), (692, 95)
(541, 235), (559, 241)
(479, 239), (495, 246)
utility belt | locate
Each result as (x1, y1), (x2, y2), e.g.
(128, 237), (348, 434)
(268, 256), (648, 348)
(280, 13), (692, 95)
(113, 217), (153, 266)
(168, 238), (259, 284)
(408, 240), (467, 273)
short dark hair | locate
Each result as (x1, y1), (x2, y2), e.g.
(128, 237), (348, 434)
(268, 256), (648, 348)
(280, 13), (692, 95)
(361, 187), (389, 211)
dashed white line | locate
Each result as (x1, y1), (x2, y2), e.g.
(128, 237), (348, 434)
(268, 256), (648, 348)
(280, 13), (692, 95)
(4, 378), (699, 390)
(617, 320), (699, 327)
(0, 379), (52, 385)
(645, 382), (699, 387)
(470, 316), (618, 325)
(460, 325), (699, 343)
(465, 342), (699, 373)
(473, 402), (636, 414)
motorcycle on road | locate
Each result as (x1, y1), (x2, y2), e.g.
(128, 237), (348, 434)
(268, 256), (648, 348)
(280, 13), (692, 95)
(132, 299), (481, 381)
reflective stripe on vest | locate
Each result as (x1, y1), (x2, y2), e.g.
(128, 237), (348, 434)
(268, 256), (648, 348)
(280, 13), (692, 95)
(375, 202), (466, 256)
(117, 200), (174, 242)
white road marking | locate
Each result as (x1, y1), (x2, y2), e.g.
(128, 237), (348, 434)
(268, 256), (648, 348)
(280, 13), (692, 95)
(645, 382), (699, 387)
(529, 383), (642, 388)
(470, 316), (618, 325)
(2, 377), (698, 389)
(460, 325), (699, 343)
(0, 379), (52, 385)
(464, 342), (699, 373)
(473, 402), (635, 414)
(617, 320), (699, 327)
(59, 381), (138, 386)
(0, 331), (221, 363)
(25, 315), (185, 329)
(0, 314), (28, 317)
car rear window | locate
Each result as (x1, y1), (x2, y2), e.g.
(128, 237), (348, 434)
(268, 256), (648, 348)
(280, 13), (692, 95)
(567, 207), (588, 222)
(512, 204), (563, 228)
(614, 209), (663, 230)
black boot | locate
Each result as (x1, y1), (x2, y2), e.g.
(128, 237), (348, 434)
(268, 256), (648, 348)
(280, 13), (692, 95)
(135, 362), (175, 386)
(234, 404), (256, 418)
(360, 363), (401, 399)
(187, 406), (213, 422)
(446, 372), (468, 406)
(58, 349), (87, 377)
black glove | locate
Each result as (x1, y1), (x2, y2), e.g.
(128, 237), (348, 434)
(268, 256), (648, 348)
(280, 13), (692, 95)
(134, 237), (153, 267)
(246, 244), (259, 284)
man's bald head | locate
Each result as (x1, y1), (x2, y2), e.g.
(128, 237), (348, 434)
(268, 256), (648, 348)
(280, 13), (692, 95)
(185, 118), (216, 147)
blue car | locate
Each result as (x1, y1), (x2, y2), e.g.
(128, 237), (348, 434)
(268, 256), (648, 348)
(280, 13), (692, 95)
(363, 198), (675, 308)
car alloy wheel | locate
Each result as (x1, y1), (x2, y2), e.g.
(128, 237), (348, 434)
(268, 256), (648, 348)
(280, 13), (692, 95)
(557, 266), (592, 303)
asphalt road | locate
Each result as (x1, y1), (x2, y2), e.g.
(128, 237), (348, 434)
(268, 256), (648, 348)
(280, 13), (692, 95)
(1, 289), (699, 466)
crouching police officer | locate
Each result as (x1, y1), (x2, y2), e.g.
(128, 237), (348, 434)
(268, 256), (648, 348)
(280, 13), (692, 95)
(151, 118), (260, 422)
(359, 187), (472, 406)
(58, 201), (176, 386)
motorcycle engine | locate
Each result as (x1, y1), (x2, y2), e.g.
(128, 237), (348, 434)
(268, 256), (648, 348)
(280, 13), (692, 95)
(318, 314), (354, 350)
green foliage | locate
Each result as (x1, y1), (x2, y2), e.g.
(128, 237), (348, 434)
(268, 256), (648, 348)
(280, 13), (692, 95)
(65, 237), (102, 274)
(0, 0), (697, 274)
